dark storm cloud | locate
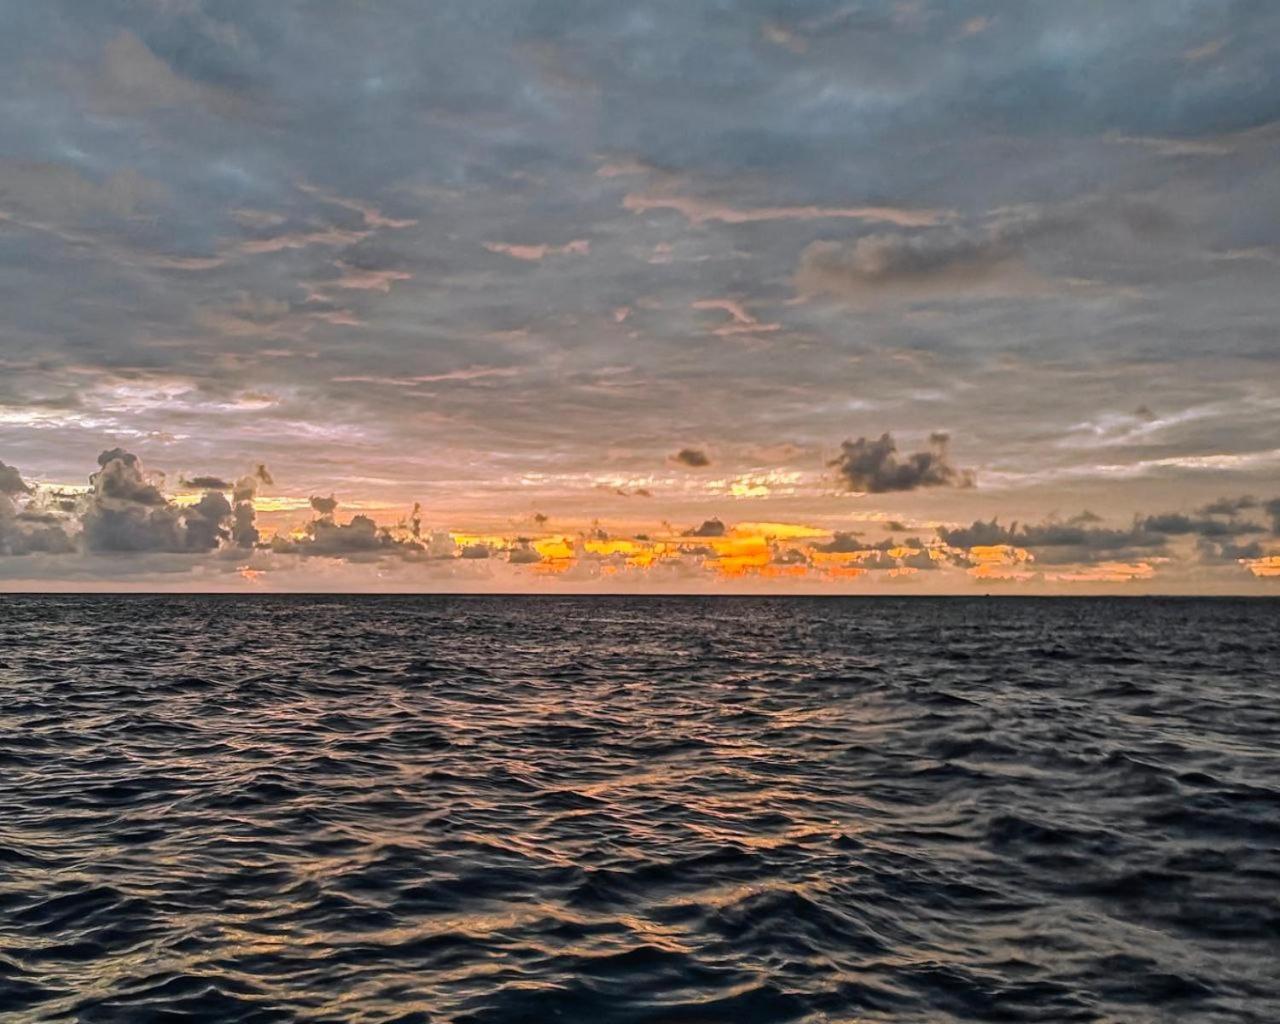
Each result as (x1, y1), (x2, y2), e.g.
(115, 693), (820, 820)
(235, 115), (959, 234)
(682, 518), (726, 538)
(672, 447), (711, 468)
(830, 433), (974, 493)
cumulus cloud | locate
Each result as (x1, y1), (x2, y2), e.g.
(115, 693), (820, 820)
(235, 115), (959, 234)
(931, 495), (1280, 573)
(0, 451), (278, 559)
(937, 517), (1165, 565)
(82, 450), (237, 554)
(831, 432), (974, 493)
(272, 514), (381, 557)
(672, 447), (711, 468)
(309, 494), (338, 517)
(813, 530), (863, 553)
(0, 464), (75, 555)
(91, 449), (168, 507)
(508, 539), (543, 564)
(0, 460), (33, 495)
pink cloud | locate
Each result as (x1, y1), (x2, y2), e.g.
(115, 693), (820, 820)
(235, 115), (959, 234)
(483, 239), (591, 261)
(624, 193), (945, 227)
(241, 227), (369, 254)
(297, 183), (418, 229)
(692, 297), (781, 336)
(328, 263), (413, 292)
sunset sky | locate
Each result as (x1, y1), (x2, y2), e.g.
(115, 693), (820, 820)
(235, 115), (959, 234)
(2, 1), (1278, 592)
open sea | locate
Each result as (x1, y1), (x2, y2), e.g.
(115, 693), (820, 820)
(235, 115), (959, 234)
(1, 595), (1278, 1023)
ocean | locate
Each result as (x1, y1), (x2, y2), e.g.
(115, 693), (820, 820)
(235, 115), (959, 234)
(1, 595), (1278, 1022)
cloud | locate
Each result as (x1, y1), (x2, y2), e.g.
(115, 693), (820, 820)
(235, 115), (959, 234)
(0, 464), (75, 555)
(690, 298), (781, 336)
(831, 432), (974, 493)
(1136, 512), (1265, 538)
(939, 516), (1170, 567)
(309, 495), (338, 517)
(936, 495), (1280, 571)
(229, 464), (273, 548)
(324, 262), (413, 292)
(796, 196), (1182, 306)
(1199, 495), (1258, 516)
(181, 475), (233, 490)
(82, 450), (235, 553)
(623, 193), (944, 227)
(92, 30), (240, 115)
(234, 465), (273, 504)
(683, 518), (727, 537)
(182, 490), (233, 551)
(296, 183), (418, 230)
(0, 162), (168, 221)
(482, 240), (590, 261)
(0, 460), (33, 495)
(672, 447), (711, 468)
(91, 449), (167, 506)
(272, 513), (410, 559)
(241, 227), (369, 255)
(797, 227), (1038, 305)
(1110, 134), (1235, 158)
(0, 506), (76, 557)
(0, 450), (277, 560)
(508, 539), (543, 564)
(1268, 498), (1280, 535)
(813, 531), (863, 553)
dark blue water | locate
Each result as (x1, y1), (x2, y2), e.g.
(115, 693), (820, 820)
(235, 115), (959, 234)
(1, 596), (1278, 1022)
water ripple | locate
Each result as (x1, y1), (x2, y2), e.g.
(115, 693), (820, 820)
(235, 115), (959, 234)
(1, 595), (1278, 1022)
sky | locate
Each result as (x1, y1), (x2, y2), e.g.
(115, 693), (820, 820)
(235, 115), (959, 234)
(1, 0), (1279, 593)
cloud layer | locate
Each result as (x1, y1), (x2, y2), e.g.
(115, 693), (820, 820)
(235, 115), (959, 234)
(1, 3), (1279, 589)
